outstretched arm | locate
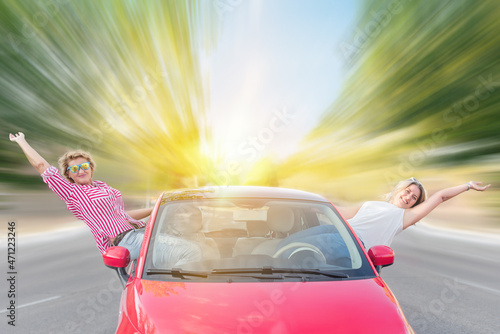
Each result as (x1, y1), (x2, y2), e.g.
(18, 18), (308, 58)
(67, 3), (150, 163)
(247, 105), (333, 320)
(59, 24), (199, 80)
(336, 204), (363, 220)
(127, 207), (153, 220)
(9, 132), (50, 174)
(403, 181), (490, 229)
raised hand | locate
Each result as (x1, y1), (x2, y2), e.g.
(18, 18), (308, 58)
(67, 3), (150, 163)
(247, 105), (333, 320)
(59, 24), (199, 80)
(468, 181), (491, 191)
(9, 132), (50, 174)
(9, 132), (25, 143)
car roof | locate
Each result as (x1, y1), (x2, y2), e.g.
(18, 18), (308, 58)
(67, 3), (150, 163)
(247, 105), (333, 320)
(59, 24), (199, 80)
(161, 185), (330, 203)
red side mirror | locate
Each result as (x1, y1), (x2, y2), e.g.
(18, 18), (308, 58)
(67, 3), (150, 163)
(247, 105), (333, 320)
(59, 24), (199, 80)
(368, 245), (394, 267)
(103, 246), (131, 268)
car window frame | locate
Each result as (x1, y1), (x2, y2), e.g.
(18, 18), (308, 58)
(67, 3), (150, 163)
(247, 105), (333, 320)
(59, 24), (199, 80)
(141, 198), (376, 281)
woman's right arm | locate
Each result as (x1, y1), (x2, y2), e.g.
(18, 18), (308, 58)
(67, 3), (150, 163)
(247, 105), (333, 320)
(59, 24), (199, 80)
(9, 132), (50, 174)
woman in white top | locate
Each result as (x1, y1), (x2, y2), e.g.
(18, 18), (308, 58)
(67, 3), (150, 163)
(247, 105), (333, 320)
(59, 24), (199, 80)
(338, 178), (490, 250)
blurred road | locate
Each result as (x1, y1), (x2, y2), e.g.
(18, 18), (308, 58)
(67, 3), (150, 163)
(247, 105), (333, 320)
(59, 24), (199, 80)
(383, 223), (500, 334)
(0, 226), (122, 334)
(0, 221), (499, 333)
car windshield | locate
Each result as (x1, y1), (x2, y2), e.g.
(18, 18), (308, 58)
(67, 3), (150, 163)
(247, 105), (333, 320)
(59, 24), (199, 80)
(143, 198), (374, 281)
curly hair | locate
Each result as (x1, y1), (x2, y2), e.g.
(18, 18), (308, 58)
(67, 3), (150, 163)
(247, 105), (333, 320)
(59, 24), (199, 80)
(58, 150), (96, 183)
(385, 178), (428, 208)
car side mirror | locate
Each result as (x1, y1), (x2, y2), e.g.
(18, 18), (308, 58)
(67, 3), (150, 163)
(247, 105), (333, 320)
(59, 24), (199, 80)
(103, 246), (131, 268)
(368, 245), (394, 272)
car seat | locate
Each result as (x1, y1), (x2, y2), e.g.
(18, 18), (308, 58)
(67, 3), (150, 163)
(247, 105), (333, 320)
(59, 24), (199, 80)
(250, 206), (295, 256)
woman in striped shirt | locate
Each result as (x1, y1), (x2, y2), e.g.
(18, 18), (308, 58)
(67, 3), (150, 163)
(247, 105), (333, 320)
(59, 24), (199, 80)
(9, 132), (152, 259)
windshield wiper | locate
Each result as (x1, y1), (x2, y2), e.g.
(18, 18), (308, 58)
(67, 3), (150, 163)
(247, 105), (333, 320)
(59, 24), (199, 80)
(146, 268), (209, 278)
(146, 268), (283, 280)
(211, 266), (349, 279)
(146, 267), (349, 279)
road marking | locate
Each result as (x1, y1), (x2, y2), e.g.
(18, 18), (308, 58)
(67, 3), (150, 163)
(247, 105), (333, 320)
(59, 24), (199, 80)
(0, 295), (61, 313)
(457, 279), (500, 296)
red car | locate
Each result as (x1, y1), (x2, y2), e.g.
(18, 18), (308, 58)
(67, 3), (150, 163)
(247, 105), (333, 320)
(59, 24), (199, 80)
(104, 186), (414, 333)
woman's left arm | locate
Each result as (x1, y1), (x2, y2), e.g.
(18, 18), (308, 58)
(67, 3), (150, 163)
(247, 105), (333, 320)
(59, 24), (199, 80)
(336, 204), (363, 220)
(127, 207), (154, 220)
(403, 181), (490, 229)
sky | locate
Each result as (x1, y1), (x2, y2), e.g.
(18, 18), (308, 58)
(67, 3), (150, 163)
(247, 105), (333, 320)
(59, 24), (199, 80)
(0, 0), (359, 189)
(207, 0), (358, 165)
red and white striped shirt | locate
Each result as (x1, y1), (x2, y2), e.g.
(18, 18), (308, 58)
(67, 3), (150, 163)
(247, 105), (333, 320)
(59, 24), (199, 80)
(42, 166), (146, 254)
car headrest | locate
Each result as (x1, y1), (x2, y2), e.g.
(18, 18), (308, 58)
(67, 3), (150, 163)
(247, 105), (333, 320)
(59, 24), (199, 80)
(247, 220), (270, 237)
(267, 206), (294, 233)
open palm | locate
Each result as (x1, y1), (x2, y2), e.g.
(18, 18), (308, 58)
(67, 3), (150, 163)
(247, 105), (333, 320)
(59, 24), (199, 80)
(469, 181), (491, 191)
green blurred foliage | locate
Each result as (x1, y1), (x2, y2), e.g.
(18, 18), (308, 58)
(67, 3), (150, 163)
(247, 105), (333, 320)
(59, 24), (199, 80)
(281, 0), (500, 208)
(0, 0), (218, 190)
(1, 0), (499, 226)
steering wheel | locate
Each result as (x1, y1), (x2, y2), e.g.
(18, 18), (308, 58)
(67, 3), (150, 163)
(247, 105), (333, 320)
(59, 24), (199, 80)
(273, 242), (327, 263)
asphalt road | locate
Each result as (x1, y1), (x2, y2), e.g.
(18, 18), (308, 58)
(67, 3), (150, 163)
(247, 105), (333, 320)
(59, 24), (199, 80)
(1, 226), (122, 334)
(1, 222), (499, 334)
(383, 223), (500, 334)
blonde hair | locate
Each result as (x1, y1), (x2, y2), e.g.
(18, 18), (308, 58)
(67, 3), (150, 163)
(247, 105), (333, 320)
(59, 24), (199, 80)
(58, 150), (96, 183)
(386, 178), (427, 207)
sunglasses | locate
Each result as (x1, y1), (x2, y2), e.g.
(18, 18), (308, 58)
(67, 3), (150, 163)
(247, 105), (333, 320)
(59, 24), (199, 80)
(410, 177), (421, 184)
(67, 162), (91, 173)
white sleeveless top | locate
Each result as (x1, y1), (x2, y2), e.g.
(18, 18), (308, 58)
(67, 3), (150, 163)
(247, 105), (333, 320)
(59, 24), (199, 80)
(347, 201), (405, 250)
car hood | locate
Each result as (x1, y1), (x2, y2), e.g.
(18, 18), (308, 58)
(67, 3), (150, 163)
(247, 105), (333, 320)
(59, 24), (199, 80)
(120, 277), (413, 333)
